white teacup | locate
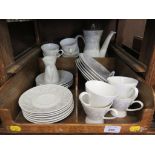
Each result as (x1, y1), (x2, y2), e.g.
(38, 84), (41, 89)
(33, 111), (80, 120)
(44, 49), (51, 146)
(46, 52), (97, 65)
(79, 92), (118, 124)
(111, 91), (144, 118)
(84, 80), (118, 107)
(60, 35), (84, 57)
(107, 76), (138, 99)
(41, 43), (64, 57)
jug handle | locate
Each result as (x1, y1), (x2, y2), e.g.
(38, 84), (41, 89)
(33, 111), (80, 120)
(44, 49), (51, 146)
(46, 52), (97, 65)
(75, 35), (85, 44)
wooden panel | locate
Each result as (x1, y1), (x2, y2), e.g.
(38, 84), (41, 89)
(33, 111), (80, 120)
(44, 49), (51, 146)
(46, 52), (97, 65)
(116, 19), (146, 48)
(138, 20), (155, 87)
(111, 44), (147, 73)
(139, 20), (155, 65)
(0, 57), (154, 134)
(0, 20), (14, 85)
(7, 47), (41, 75)
(0, 20), (14, 67)
(0, 56), (7, 85)
(0, 47), (40, 120)
(145, 46), (155, 87)
(121, 45), (139, 59)
(132, 36), (143, 52)
(115, 19), (126, 45)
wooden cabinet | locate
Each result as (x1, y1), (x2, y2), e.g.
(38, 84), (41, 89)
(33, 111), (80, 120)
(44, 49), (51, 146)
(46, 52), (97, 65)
(0, 19), (155, 134)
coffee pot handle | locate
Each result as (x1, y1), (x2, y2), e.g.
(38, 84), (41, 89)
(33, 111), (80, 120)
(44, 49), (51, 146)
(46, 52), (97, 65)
(126, 100), (144, 111)
(75, 35), (85, 44)
(103, 108), (119, 119)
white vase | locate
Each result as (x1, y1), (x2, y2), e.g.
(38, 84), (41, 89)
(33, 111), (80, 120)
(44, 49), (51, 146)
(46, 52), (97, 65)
(42, 56), (59, 84)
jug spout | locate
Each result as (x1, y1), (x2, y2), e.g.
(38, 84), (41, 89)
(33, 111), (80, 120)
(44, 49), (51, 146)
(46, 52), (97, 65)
(100, 31), (116, 57)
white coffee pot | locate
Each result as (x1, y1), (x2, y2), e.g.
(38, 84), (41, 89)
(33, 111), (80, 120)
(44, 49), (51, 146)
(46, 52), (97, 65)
(83, 30), (116, 57)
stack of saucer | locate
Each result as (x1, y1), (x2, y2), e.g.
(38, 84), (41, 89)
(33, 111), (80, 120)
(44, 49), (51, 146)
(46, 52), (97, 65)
(76, 53), (115, 82)
(63, 52), (79, 58)
(19, 84), (74, 124)
(35, 70), (73, 88)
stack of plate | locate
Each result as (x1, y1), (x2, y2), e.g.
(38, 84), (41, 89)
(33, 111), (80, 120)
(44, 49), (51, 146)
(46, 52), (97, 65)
(76, 53), (115, 82)
(35, 70), (73, 88)
(19, 84), (74, 124)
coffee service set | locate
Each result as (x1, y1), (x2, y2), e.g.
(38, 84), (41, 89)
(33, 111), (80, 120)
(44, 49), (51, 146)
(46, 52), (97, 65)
(18, 28), (144, 124)
(41, 29), (116, 58)
(36, 29), (116, 87)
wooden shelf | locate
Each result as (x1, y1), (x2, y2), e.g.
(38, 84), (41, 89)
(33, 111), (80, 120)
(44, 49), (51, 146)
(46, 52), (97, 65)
(0, 57), (154, 134)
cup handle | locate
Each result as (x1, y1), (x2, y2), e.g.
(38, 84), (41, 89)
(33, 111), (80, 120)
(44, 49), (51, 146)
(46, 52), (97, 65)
(103, 108), (118, 119)
(129, 87), (139, 100)
(57, 49), (64, 57)
(79, 92), (90, 105)
(75, 35), (85, 44)
(127, 100), (144, 111)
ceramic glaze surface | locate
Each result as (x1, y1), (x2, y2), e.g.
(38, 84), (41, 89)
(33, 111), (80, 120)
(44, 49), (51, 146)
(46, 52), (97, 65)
(83, 30), (103, 57)
(111, 89), (144, 118)
(42, 56), (60, 84)
(35, 70), (73, 88)
(107, 76), (138, 98)
(19, 84), (73, 113)
(83, 30), (116, 57)
(41, 43), (64, 57)
(84, 80), (118, 107)
(79, 93), (118, 124)
(60, 35), (84, 57)
(78, 53), (115, 82)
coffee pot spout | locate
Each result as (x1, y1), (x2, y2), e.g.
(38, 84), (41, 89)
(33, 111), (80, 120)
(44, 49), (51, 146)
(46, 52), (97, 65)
(100, 31), (116, 57)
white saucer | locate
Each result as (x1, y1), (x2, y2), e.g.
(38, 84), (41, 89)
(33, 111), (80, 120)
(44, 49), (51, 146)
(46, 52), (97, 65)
(23, 104), (74, 124)
(23, 103), (74, 120)
(79, 53), (115, 82)
(76, 59), (101, 81)
(35, 70), (73, 87)
(62, 51), (79, 57)
(19, 84), (73, 113)
(76, 59), (93, 81)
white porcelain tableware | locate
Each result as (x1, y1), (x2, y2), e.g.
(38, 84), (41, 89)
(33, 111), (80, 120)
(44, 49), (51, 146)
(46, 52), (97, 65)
(111, 93), (144, 118)
(75, 59), (95, 81)
(84, 80), (118, 107)
(79, 53), (115, 82)
(77, 58), (102, 80)
(79, 92), (118, 124)
(23, 102), (73, 118)
(107, 76), (138, 98)
(60, 35), (84, 57)
(42, 56), (60, 84)
(41, 43), (64, 57)
(35, 70), (73, 88)
(19, 84), (73, 113)
(83, 30), (116, 57)
(23, 100), (73, 116)
(23, 103), (74, 124)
